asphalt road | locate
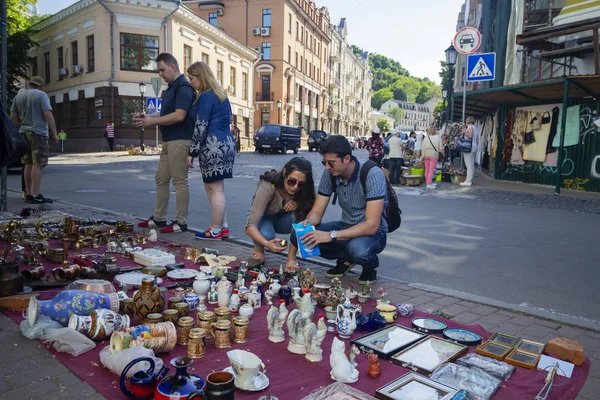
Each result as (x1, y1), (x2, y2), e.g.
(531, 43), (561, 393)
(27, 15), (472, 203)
(7, 149), (600, 324)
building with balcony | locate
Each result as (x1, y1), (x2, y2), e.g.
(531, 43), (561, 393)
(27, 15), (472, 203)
(380, 100), (432, 132)
(188, 0), (331, 135)
(28, 0), (258, 152)
(326, 18), (373, 137)
(448, 0), (600, 193)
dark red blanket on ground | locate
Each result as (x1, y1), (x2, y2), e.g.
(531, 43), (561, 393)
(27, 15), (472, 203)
(2, 243), (588, 400)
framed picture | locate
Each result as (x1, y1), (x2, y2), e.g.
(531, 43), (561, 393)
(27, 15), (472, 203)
(489, 332), (519, 347)
(475, 340), (512, 360)
(302, 382), (377, 400)
(515, 338), (545, 355)
(351, 325), (426, 359)
(442, 328), (482, 346)
(505, 348), (541, 370)
(391, 336), (468, 375)
(375, 372), (457, 400)
(411, 317), (448, 334)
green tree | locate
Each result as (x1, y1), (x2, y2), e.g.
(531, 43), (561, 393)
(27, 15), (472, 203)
(438, 61), (450, 90)
(371, 87), (393, 109)
(387, 107), (403, 126)
(377, 119), (391, 133)
(28, 13), (51, 26)
(4, 0), (38, 99)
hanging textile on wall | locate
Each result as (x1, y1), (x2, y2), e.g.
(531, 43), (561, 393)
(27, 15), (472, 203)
(523, 111), (552, 162)
(543, 150), (558, 167)
(502, 110), (515, 171)
(551, 105), (580, 147)
(546, 106), (560, 153)
(510, 110), (529, 165)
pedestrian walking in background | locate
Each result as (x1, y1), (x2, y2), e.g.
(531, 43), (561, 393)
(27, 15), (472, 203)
(422, 126), (443, 190)
(461, 116), (479, 187)
(408, 131), (416, 151)
(245, 157), (315, 269)
(104, 122), (114, 151)
(414, 130), (424, 158)
(232, 123), (241, 153)
(365, 131), (385, 167)
(387, 131), (405, 185)
(186, 61), (236, 240)
(9, 76), (58, 204)
(58, 128), (67, 153)
(134, 53), (196, 233)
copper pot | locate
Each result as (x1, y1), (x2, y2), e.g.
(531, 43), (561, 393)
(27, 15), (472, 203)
(21, 266), (46, 281)
(0, 262), (24, 297)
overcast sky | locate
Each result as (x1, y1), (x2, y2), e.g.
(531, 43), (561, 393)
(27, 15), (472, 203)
(37, 0), (464, 83)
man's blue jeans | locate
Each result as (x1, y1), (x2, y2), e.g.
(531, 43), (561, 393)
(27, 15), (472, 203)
(290, 221), (387, 271)
(253, 212), (294, 249)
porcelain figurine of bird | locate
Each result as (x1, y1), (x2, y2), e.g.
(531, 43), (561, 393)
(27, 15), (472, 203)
(286, 293), (314, 354)
(304, 314), (327, 362)
(267, 299), (288, 343)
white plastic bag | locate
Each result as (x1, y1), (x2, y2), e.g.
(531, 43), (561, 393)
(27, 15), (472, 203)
(99, 345), (164, 378)
(20, 314), (63, 340)
(40, 328), (96, 357)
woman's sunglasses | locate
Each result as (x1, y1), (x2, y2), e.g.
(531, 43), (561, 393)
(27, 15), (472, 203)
(286, 177), (306, 189)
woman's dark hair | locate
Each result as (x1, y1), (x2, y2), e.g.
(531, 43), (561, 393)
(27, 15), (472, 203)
(259, 157), (315, 221)
(371, 131), (380, 138)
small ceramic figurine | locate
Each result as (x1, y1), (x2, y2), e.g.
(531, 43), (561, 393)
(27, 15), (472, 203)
(265, 289), (274, 306)
(148, 229), (158, 242)
(217, 276), (232, 308)
(357, 280), (372, 304)
(267, 299), (288, 343)
(345, 283), (358, 300)
(348, 344), (360, 368)
(366, 353), (381, 378)
(228, 288), (241, 313)
(304, 314), (327, 362)
(249, 286), (261, 309)
(197, 295), (207, 313)
(286, 292), (315, 354)
(377, 287), (389, 304)
(330, 337), (359, 383)
(235, 272), (245, 290)
(207, 281), (218, 304)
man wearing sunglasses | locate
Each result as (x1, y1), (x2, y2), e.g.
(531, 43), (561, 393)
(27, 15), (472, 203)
(290, 135), (388, 283)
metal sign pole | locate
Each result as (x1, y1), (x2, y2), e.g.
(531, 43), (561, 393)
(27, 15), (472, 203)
(462, 54), (467, 123)
(1, 0), (8, 211)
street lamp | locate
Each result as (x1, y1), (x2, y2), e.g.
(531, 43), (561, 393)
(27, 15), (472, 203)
(444, 43), (457, 123)
(276, 99), (282, 124)
(139, 81), (147, 149)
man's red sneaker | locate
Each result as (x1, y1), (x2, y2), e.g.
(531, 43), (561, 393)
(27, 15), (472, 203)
(138, 217), (167, 228)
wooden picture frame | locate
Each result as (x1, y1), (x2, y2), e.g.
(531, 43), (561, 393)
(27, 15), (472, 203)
(489, 332), (519, 347)
(391, 336), (468, 375)
(351, 324), (427, 360)
(375, 372), (457, 400)
(515, 338), (545, 355)
(505, 348), (541, 370)
(475, 340), (512, 360)
(302, 382), (377, 400)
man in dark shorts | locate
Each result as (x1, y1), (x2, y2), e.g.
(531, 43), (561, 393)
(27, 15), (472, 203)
(10, 76), (58, 204)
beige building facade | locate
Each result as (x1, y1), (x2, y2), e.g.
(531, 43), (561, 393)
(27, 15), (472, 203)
(29, 0), (258, 152)
(380, 99), (432, 132)
(189, 0), (331, 135)
(327, 18), (372, 138)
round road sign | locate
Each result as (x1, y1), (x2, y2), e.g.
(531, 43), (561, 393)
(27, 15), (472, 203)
(453, 26), (482, 55)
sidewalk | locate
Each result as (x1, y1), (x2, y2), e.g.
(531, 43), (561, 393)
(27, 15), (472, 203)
(0, 192), (598, 399)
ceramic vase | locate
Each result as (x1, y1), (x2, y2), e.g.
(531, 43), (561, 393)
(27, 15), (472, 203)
(278, 286), (292, 306)
(269, 279), (281, 295)
(217, 276), (232, 308)
(207, 282), (218, 304)
(184, 293), (200, 311)
(196, 296), (207, 313)
(192, 274), (210, 297)
(26, 290), (119, 326)
(69, 309), (130, 340)
(132, 277), (165, 320)
(238, 304), (254, 319)
(336, 303), (358, 339)
(110, 321), (177, 354)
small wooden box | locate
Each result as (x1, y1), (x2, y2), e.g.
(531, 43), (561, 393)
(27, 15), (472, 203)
(405, 175), (421, 186)
(401, 167), (410, 177)
(451, 174), (467, 184)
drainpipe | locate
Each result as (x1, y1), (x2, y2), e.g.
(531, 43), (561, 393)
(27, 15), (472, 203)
(163, 0), (181, 53)
(97, 0), (115, 132)
(245, 0), (249, 45)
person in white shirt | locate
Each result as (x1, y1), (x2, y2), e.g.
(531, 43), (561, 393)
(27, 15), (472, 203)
(414, 131), (424, 158)
(461, 116), (479, 187)
(387, 131), (405, 185)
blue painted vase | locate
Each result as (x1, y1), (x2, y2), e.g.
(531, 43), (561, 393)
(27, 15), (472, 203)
(26, 290), (120, 326)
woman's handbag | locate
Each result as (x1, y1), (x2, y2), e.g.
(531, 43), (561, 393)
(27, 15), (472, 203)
(523, 130), (536, 145)
(428, 135), (444, 162)
(455, 135), (472, 152)
(541, 111), (551, 124)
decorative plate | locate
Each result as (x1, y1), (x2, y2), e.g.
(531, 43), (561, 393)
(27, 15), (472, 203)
(166, 269), (199, 280)
(443, 328), (482, 346)
(114, 272), (163, 288)
(411, 317), (448, 334)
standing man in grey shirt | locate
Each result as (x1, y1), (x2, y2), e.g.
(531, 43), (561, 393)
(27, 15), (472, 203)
(10, 76), (58, 204)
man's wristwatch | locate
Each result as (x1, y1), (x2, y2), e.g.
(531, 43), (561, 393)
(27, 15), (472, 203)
(329, 230), (337, 241)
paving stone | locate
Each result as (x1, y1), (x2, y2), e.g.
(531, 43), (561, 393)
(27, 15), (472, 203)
(578, 335), (600, 358)
(556, 326), (585, 340)
(0, 359), (38, 375)
(387, 294), (413, 304)
(6, 363), (69, 388)
(451, 312), (480, 325)
(589, 358), (600, 379)
(416, 303), (441, 314)
(455, 301), (477, 308)
(49, 382), (99, 399)
(441, 304), (471, 318)
(533, 319), (562, 330)
(507, 315), (536, 327)
(402, 289), (428, 297)
(478, 322), (495, 332)
(0, 379), (12, 395)
(54, 373), (83, 388)
(492, 322), (525, 336)
(498, 310), (515, 317)
(409, 295), (438, 305)
(0, 378), (61, 400)
(431, 296), (460, 306)
(424, 292), (445, 299)
(577, 376), (600, 400)
(479, 313), (512, 326)
(519, 324), (555, 340)
(469, 305), (498, 316)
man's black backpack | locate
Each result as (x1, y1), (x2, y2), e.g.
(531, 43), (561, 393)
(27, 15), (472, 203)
(330, 160), (402, 233)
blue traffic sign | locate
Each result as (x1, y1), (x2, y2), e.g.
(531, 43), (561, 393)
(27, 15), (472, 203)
(467, 52), (496, 82)
(145, 98), (162, 114)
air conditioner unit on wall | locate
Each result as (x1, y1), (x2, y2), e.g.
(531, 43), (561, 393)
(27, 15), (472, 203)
(216, 9), (223, 16)
(59, 68), (68, 77)
(252, 28), (261, 36)
(261, 27), (270, 36)
(72, 65), (84, 76)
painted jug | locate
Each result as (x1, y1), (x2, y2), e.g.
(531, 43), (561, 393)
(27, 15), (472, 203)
(120, 356), (169, 400)
(69, 309), (130, 340)
(336, 301), (358, 338)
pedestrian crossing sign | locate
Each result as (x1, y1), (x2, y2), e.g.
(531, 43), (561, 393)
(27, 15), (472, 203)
(145, 98), (162, 114)
(467, 52), (496, 82)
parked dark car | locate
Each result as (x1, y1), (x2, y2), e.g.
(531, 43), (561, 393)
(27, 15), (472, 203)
(254, 124), (302, 154)
(308, 130), (329, 152)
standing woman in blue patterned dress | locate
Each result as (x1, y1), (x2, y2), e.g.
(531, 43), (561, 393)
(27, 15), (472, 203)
(186, 61), (236, 240)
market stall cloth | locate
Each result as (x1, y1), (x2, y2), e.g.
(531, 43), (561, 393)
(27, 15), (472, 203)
(0, 242), (590, 400)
